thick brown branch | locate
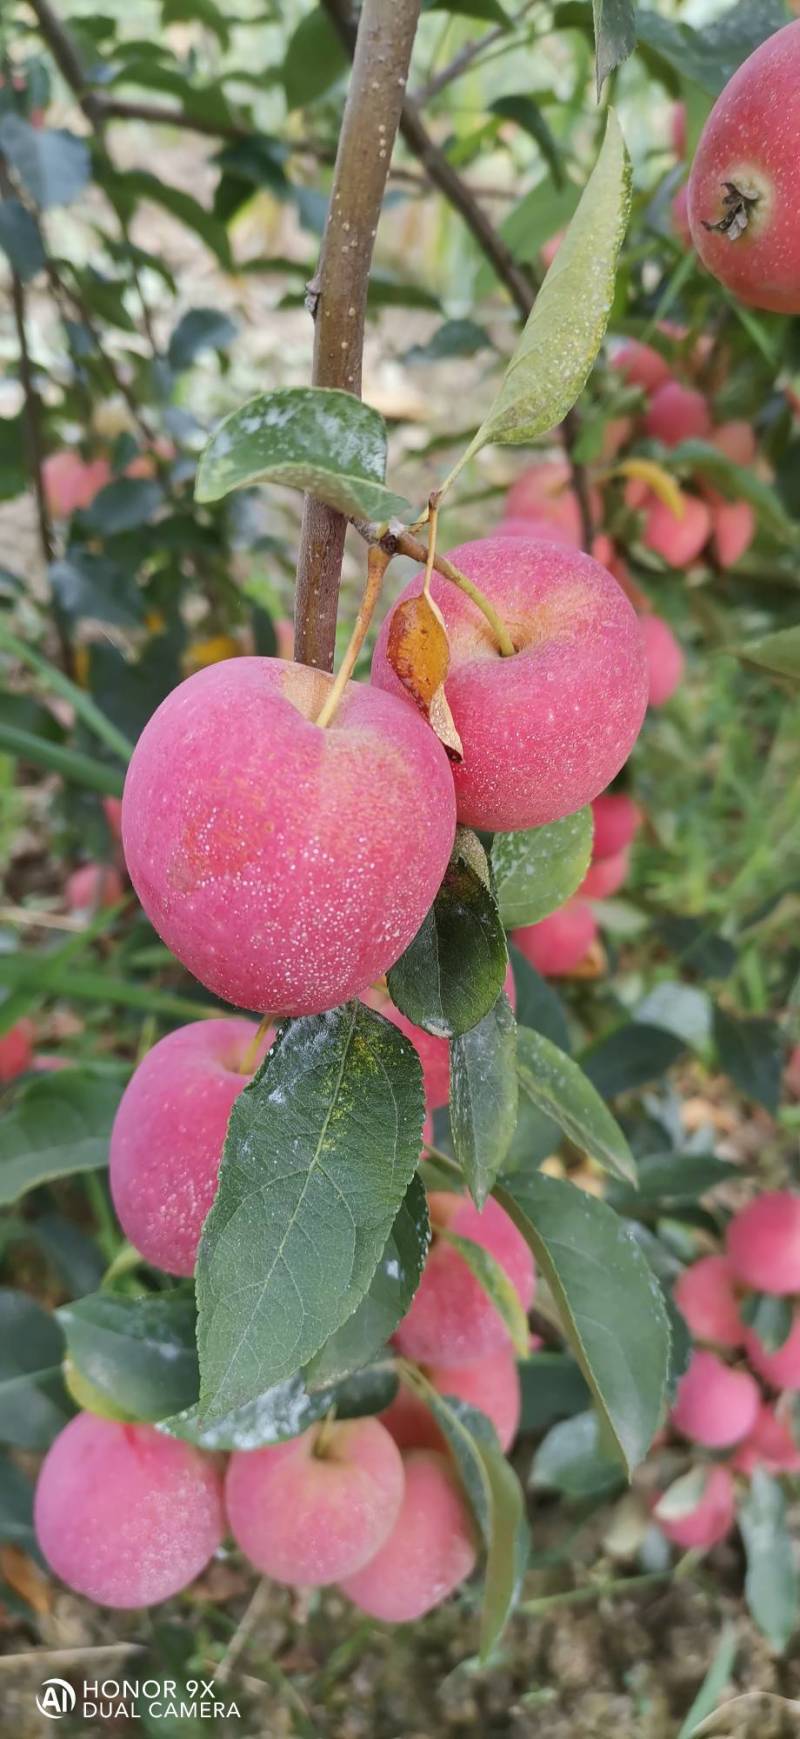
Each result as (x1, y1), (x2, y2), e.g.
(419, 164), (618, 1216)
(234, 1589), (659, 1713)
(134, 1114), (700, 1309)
(293, 0), (422, 671)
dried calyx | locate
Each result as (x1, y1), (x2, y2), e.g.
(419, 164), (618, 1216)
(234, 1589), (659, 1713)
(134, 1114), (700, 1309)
(702, 180), (760, 240)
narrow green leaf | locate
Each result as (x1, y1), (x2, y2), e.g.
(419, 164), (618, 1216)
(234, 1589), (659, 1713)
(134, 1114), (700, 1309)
(0, 1290), (72, 1449)
(196, 387), (414, 522)
(388, 829), (508, 1039)
(404, 1374), (529, 1659)
(517, 1026), (636, 1184)
(581, 1022), (685, 1097)
(442, 1230), (529, 1357)
(490, 97), (563, 186)
(303, 1176), (430, 1388)
(740, 1470), (798, 1653)
(0, 1073), (122, 1206)
(0, 955), (217, 1023)
(196, 1005), (425, 1420)
(737, 625), (800, 682)
(0, 621), (133, 760)
(445, 111), (630, 488)
(57, 1294), (199, 1423)
(675, 1624), (737, 1739)
(450, 992), (518, 1208)
(0, 723), (124, 796)
(492, 809), (593, 928)
(495, 1173), (670, 1472)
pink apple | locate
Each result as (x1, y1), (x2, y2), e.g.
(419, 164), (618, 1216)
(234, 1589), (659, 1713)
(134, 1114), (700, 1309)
(670, 1349), (759, 1448)
(110, 1017), (273, 1277)
(43, 452), (111, 518)
(225, 1418), (404, 1586)
(712, 421), (758, 466)
(745, 1316), (800, 1388)
(642, 491), (712, 566)
(655, 1464), (735, 1549)
(393, 1192), (535, 1367)
(671, 184), (692, 248)
(122, 658), (456, 1015)
(673, 1255), (744, 1348)
(512, 899), (598, 976)
(726, 1192), (800, 1295)
(503, 458), (601, 548)
(381, 1347), (522, 1454)
(66, 862), (124, 913)
(612, 341), (671, 395)
(339, 1449), (477, 1621)
(644, 382), (713, 447)
(688, 21), (800, 314)
(711, 500), (755, 566)
(591, 792), (642, 859)
(640, 615), (685, 707)
(579, 846), (629, 900)
(0, 1019), (34, 1083)
(371, 538), (648, 833)
(732, 1402), (800, 1475)
(34, 1414), (224, 1608)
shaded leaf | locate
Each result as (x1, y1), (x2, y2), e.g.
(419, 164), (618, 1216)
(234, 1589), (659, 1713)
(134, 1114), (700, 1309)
(0, 199), (45, 280)
(83, 478), (163, 535)
(495, 1172), (670, 1472)
(517, 1026), (636, 1183)
(167, 307), (238, 370)
(713, 1008), (783, 1114)
(0, 1454), (36, 1552)
(592, 0), (636, 95)
(303, 1176), (430, 1388)
(675, 1625), (737, 1739)
(49, 552), (144, 627)
(283, 8), (349, 108)
(740, 1470), (798, 1652)
(492, 809), (593, 928)
(0, 117), (90, 208)
(740, 1293), (794, 1355)
(509, 944), (571, 1051)
(196, 1006), (425, 1419)
(0, 1290), (72, 1450)
(656, 915), (736, 979)
(57, 1294), (199, 1423)
(490, 97), (563, 186)
(447, 112), (630, 485)
(532, 1411), (625, 1497)
(581, 1023), (685, 1097)
(450, 992), (518, 1207)
(518, 1351), (590, 1432)
(196, 387), (413, 522)
(636, 0), (789, 96)
(737, 625), (800, 683)
(388, 830), (508, 1038)
(0, 1073), (121, 1206)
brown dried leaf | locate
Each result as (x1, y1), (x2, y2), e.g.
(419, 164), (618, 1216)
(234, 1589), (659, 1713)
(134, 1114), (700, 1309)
(386, 591), (463, 761)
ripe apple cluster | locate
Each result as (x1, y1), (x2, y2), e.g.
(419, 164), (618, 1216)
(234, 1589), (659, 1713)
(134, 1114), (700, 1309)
(654, 1192), (800, 1549)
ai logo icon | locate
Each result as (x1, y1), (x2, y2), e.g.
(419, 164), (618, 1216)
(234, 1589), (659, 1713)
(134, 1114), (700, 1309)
(36, 1678), (77, 1718)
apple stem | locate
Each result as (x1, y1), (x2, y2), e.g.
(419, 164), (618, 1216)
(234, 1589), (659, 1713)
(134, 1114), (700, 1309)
(315, 547), (391, 729)
(239, 1012), (273, 1077)
(312, 1407), (338, 1459)
(394, 530), (516, 657)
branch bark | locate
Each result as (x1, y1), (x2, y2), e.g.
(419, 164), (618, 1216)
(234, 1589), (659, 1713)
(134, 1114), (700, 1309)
(293, 0), (422, 671)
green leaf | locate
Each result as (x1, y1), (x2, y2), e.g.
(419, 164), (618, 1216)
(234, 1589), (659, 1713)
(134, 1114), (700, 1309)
(161, 0), (231, 48)
(167, 307), (238, 370)
(83, 478), (163, 535)
(737, 625), (800, 683)
(492, 809), (593, 928)
(405, 1375), (528, 1659)
(283, 8), (349, 109)
(303, 1176), (430, 1388)
(713, 1008), (783, 1114)
(518, 1351), (589, 1432)
(49, 552), (144, 628)
(592, 0), (635, 95)
(517, 1026), (636, 1184)
(609, 1151), (737, 1209)
(509, 945), (571, 1052)
(163, 1366), (397, 1451)
(634, 982), (712, 1048)
(423, 0), (511, 17)
(442, 1229), (529, 1357)
(0, 722), (125, 796)
(675, 1624), (737, 1739)
(196, 387), (413, 522)
(0, 117), (90, 208)
(532, 1411), (625, 1497)
(0, 1073), (122, 1206)
(495, 1172), (670, 1473)
(0, 954), (214, 1023)
(450, 992), (518, 1208)
(405, 319), (493, 364)
(57, 1294), (200, 1423)
(388, 829), (508, 1039)
(446, 111), (630, 487)
(636, 0), (788, 96)
(581, 1023), (685, 1097)
(0, 1290), (72, 1449)
(740, 1470), (798, 1653)
(490, 97), (563, 186)
(740, 1292), (794, 1355)
(668, 439), (797, 542)
(656, 915), (736, 979)
(0, 198), (45, 280)
(108, 168), (232, 268)
(196, 1005), (425, 1420)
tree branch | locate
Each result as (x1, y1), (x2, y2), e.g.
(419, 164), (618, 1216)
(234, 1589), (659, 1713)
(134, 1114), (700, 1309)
(293, 0), (422, 671)
(25, 0), (105, 125)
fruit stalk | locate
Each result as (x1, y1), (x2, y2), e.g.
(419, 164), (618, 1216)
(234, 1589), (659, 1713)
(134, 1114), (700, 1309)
(293, 0), (422, 671)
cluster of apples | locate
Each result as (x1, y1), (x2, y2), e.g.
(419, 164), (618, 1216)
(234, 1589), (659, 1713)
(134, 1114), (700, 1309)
(512, 790), (641, 978)
(654, 1192), (800, 1550)
(35, 1191), (534, 1617)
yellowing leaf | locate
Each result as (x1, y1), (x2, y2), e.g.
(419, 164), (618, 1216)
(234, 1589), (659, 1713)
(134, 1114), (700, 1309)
(386, 591), (463, 760)
(617, 457), (685, 517)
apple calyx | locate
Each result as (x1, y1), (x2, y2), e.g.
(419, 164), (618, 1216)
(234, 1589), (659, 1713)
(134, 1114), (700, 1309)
(702, 181), (760, 241)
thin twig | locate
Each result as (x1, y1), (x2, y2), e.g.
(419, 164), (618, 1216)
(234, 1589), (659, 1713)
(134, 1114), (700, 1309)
(413, 0), (539, 106)
(355, 522), (515, 655)
(0, 1643), (144, 1669)
(216, 1578), (273, 1684)
(293, 0), (422, 671)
